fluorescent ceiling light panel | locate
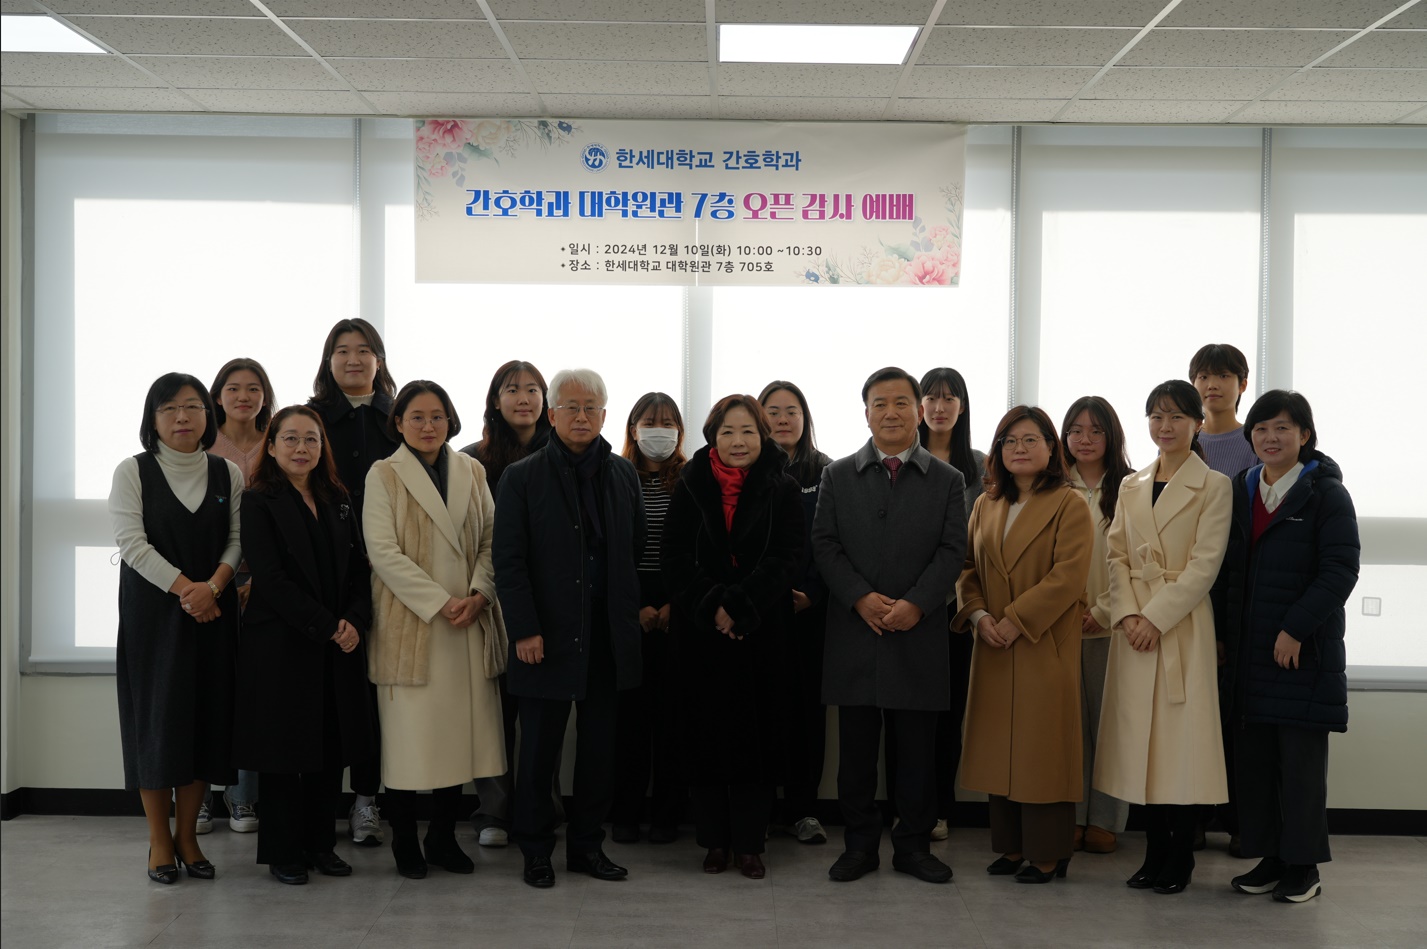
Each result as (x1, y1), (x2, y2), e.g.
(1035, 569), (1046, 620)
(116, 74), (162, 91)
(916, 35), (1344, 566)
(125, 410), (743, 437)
(1, 14), (106, 54)
(719, 24), (918, 65)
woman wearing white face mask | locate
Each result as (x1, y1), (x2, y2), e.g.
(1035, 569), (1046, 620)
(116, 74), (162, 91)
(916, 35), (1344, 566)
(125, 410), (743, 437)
(610, 392), (689, 844)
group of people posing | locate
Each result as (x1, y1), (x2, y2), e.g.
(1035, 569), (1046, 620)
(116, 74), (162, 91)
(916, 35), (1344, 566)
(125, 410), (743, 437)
(111, 326), (1358, 907)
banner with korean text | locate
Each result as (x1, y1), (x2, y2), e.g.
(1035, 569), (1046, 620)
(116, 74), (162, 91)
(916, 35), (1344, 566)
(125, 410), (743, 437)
(414, 119), (965, 287)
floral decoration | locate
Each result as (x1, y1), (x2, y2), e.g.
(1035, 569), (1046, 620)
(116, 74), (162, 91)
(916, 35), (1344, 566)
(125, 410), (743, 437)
(796, 183), (964, 286)
(415, 118), (581, 218)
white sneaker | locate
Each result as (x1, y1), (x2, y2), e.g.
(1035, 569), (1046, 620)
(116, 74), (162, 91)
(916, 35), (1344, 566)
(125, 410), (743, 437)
(349, 803), (383, 846)
(793, 816), (828, 844)
(931, 818), (949, 841)
(196, 802), (213, 835)
(224, 790), (259, 833)
(478, 825), (509, 848)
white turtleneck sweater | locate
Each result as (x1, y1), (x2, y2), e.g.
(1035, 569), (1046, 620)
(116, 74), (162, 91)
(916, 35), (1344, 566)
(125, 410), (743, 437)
(109, 441), (244, 592)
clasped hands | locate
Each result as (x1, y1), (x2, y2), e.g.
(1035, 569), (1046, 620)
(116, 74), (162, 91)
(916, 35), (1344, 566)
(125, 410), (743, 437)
(975, 614), (1022, 649)
(854, 592), (923, 636)
(639, 604), (671, 632)
(441, 592), (488, 629)
(331, 619), (360, 653)
(176, 578), (220, 623)
(1120, 614), (1163, 652)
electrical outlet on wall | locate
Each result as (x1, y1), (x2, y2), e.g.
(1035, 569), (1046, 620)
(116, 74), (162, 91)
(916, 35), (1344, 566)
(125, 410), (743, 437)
(1362, 597), (1382, 617)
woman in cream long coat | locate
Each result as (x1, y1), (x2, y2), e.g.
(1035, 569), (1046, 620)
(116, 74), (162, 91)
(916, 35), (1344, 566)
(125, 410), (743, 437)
(1095, 380), (1232, 896)
(954, 406), (1093, 884)
(364, 381), (507, 879)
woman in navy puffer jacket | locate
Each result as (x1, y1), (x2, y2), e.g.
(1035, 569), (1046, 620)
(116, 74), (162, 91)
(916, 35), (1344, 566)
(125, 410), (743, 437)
(1213, 390), (1359, 907)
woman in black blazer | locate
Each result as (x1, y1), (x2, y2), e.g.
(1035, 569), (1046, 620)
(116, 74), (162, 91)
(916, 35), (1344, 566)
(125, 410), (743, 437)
(235, 405), (379, 885)
(662, 394), (803, 880)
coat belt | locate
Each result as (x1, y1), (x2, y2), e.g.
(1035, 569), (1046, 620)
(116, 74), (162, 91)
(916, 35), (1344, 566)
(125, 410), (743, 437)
(1129, 564), (1186, 705)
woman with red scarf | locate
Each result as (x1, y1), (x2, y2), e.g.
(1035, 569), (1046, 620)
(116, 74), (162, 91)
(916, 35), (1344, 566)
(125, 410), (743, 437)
(662, 394), (804, 880)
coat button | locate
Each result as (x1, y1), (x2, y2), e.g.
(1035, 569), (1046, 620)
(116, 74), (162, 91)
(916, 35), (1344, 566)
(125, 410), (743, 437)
(878, 509), (886, 518)
(352, 450), (359, 457)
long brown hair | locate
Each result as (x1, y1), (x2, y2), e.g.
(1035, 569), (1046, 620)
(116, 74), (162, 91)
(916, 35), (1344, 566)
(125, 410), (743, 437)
(984, 405), (1069, 503)
(248, 405), (346, 503)
(1060, 396), (1132, 527)
(621, 391), (686, 494)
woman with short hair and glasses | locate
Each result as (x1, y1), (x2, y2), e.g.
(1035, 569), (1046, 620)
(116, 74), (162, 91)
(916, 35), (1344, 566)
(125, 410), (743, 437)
(109, 373), (244, 883)
(363, 381), (509, 879)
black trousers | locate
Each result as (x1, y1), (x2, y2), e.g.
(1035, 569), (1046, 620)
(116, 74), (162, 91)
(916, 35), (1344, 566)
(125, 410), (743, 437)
(611, 627), (685, 829)
(839, 706), (938, 854)
(1235, 722), (1332, 866)
(884, 631), (972, 819)
(777, 601), (828, 823)
(988, 796), (1074, 863)
(512, 616), (620, 859)
(256, 769), (342, 866)
(349, 682), (381, 797)
(692, 784), (772, 854)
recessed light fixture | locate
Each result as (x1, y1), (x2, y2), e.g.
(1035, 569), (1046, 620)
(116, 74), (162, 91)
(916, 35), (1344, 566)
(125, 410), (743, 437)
(719, 24), (919, 66)
(1, 14), (107, 54)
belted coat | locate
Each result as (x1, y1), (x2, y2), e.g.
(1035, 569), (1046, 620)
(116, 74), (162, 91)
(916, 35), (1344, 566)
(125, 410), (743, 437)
(1093, 452), (1232, 806)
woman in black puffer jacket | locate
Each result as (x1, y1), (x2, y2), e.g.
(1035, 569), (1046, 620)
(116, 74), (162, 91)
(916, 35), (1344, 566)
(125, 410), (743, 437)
(1212, 390), (1359, 906)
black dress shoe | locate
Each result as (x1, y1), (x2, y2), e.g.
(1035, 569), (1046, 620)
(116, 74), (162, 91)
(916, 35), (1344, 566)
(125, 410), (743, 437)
(1153, 854), (1195, 894)
(1015, 858), (1070, 884)
(523, 855), (556, 888)
(568, 850), (628, 880)
(987, 856), (1026, 875)
(424, 835), (475, 874)
(147, 848), (179, 885)
(1127, 858), (1166, 889)
(703, 848), (729, 874)
(307, 850), (353, 877)
(611, 823), (641, 844)
(736, 853), (766, 879)
(648, 825), (678, 844)
(270, 863), (309, 885)
(892, 851), (953, 884)
(828, 850), (880, 882)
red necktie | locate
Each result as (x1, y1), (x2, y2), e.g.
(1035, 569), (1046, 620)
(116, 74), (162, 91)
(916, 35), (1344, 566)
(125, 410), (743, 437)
(883, 456), (902, 486)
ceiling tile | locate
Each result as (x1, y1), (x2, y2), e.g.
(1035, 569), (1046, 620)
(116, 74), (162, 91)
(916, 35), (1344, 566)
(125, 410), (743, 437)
(267, 1), (487, 15)
(1088, 66), (1296, 99)
(718, 64), (901, 97)
(718, 1), (937, 24)
(541, 93), (713, 118)
(2, 90), (34, 110)
(1386, 5), (1427, 29)
(1159, 0), (1407, 29)
(8, 86), (200, 111)
(0, 52), (162, 87)
(132, 56), (344, 90)
(893, 97), (1066, 121)
(1397, 104), (1427, 122)
(1230, 99), (1427, 123)
(1059, 98), (1243, 122)
(48, 1), (257, 13)
(182, 88), (375, 113)
(918, 26), (1133, 65)
(717, 96), (889, 119)
(286, 19), (505, 59)
(503, 22), (706, 61)
(1320, 30), (1427, 68)
(905, 66), (1097, 98)
(67, 16), (305, 56)
(523, 61), (708, 95)
(1265, 67), (1427, 100)
(937, 1), (1168, 28)
(486, 1), (705, 22)
(1, 0), (31, 11)
(364, 91), (540, 115)
(331, 58), (525, 92)
(1122, 29), (1357, 67)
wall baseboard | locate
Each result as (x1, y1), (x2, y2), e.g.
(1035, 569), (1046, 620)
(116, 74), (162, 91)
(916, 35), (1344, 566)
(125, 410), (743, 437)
(3, 788), (1424, 836)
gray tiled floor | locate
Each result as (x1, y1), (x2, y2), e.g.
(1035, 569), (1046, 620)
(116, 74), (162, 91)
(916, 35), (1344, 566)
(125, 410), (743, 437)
(2, 816), (1424, 948)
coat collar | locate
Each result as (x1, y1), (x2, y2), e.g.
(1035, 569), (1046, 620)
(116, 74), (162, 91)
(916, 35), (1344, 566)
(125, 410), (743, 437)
(267, 485), (351, 593)
(1124, 451), (1210, 557)
(982, 485), (1067, 577)
(853, 438), (934, 476)
(311, 389), (393, 424)
(389, 443), (467, 555)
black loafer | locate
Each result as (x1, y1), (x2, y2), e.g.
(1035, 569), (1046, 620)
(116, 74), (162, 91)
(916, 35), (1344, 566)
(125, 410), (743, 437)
(987, 856), (1026, 875)
(307, 850), (353, 877)
(270, 863), (309, 885)
(892, 851), (953, 884)
(523, 855), (555, 888)
(828, 850), (879, 882)
(424, 835), (475, 874)
(567, 850), (628, 880)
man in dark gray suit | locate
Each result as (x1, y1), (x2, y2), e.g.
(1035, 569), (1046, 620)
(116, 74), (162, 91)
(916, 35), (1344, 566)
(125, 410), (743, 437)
(813, 366), (968, 884)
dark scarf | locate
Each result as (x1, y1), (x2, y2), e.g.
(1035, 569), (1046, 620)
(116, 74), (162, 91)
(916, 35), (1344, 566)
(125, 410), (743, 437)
(554, 432), (606, 543)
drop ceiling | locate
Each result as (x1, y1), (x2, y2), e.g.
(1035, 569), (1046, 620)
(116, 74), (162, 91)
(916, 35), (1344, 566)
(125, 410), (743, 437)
(1, 0), (1423, 124)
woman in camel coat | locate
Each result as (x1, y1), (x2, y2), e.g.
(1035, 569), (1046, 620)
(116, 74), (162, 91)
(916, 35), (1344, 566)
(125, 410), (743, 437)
(1094, 380), (1232, 896)
(364, 381), (508, 879)
(955, 406), (1093, 884)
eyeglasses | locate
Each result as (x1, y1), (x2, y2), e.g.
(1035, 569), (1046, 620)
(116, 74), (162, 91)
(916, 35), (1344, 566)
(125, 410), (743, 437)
(156, 403), (207, 417)
(402, 414), (449, 428)
(277, 435), (321, 449)
(1065, 427), (1106, 441)
(1000, 435), (1044, 450)
(555, 405), (605, 418)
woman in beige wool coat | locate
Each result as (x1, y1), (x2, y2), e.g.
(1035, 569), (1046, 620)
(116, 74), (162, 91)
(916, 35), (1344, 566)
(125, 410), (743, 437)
(365, 380), (507, 880)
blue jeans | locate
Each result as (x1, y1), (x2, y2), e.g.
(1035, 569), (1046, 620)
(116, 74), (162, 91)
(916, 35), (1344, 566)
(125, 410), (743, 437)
(204, 769), (259, 808)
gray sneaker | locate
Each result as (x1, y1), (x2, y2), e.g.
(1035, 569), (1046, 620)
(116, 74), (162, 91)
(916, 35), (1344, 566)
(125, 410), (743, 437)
(349, 803), (383, 846)
(195, 801), (213, 835)
(224, 790), (259, 833)
(931, 818), (949, 841)
(793, 816), (828, 844)
(478, 825), (509, 847)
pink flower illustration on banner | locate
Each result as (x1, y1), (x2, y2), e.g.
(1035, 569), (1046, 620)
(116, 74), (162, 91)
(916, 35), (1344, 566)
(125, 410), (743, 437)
(415, 118), (583, 218)
(417, 119), (473, 159)
(928, 224), (952, 248)
(864, 256), (905, 285)
(902, 251), (956, 286)
(426, 153), (450, 178)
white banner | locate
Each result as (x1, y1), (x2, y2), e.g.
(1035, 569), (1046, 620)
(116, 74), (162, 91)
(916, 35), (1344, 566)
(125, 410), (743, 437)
(414, 119), (965, 287)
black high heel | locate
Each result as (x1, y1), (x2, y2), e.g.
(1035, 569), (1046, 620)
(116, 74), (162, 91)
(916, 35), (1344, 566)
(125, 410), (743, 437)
(1015, 857), (1070, 884)
(147, 847), (179, 885)
(175, 845), (216, 879)
(986, 856), (1026, 875)
(1153, 853), (1195, 894)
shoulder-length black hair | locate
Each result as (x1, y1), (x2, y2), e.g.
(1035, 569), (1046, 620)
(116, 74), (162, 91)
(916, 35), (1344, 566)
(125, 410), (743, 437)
(621, 391), (686, 495)
(703, 394), (772, 446)
(1060, 396), (1132, 527)
(984, 405), (1069, 503)
(1145, 379), (1206, 460)
(1188, 343), (1251, 410)
(387, 380), (462, 443)
(139, 372), (217, 453)
(476, 360), (552, 473)
(248, 405), (346, 503)
(758, 380), (823, 484)
(917, 367), (979, 487)
(1244, 389), (1318, 463)
(312, 318), (396, 403)
(210, 357), (277, 433)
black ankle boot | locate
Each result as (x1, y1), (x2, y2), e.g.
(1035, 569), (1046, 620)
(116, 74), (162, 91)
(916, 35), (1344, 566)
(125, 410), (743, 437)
(386, 790), (426, 879)
(424, 785), (474, 873)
